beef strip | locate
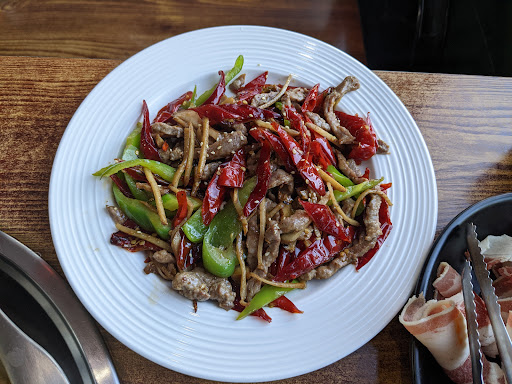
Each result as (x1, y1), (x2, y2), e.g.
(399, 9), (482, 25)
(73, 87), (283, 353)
(229, 73), (246, 92)
(151, 122), (184, 138)
(200, 161), (222, 181)
(172, 267), (236, 310)
(204, 131), (247, 161)
(245, 215), (259, 271)
(152, 249), (175, 264)
(250, 91), (279, 108)
(323, 76), (360, 143)
(279, 210), (312, 234)
(269, 168), (294, 190)
(159, 143), (184, 163)
(232, 122), (248, 135)
(336, 150), (367, 184)
(363, 192), (383, 241)
(172, 109), (202, 129)
(305, 111), (332, 132)
(285, 87), (308, 103)
(106, 205), (127, 224)
(144, 260), (176, 280)
(246, 220), (281, 300)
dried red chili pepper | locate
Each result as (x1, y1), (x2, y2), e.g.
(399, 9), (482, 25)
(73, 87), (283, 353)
(110, 219), (162, 252)
(201, 168), (227, 226)
(177, 234), (193, 271)
(218, 148), (246, 188)
(312, 133), (336, 165)
(313, 87), (331, 114)
(274, 235), (345, 282)
(203, 70), (226, 105)
(192, 104), (239, 125)
(220, 104), (280, 123)
(243, 141), (272, 217)
(335, 111), (378, 164)
(123, 166), (169, 185)
(274, 123), (326, 196)
(173, 190), (189, 227)
(140, 100), (161, 161)
(310, 141), (331, 170)
(232, 299), (272, 323)
(284, 105), (311, 152)
(301, 83), (320, 113)
(110, 174), (133, 198)
(269, 248), (293, 277)
(153, 91), (193, 123)
(299, 200), (354, 241)
(236, 71), (268, 102)
(268, 295), (303, 314)
(192, 104), (279, 125)
(249, 128), (295, 173)
(356, 199), (392, 270)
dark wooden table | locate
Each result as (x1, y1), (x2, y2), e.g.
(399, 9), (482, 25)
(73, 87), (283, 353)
(1, 1), (512, 382)
(1, 56), (511, 384)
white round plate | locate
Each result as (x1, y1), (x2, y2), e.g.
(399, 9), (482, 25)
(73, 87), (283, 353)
(49, 26), (437, 382)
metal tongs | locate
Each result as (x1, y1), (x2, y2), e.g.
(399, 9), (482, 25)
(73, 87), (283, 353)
(462, 223), (512, 384)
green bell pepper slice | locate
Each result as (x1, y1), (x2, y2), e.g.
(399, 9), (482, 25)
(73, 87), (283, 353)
(202, 229), (237, 278)
(118, 123), (150, 200)
(182, 209), (208, 243)
(332, 177), (384, 202)
(194, 55), (244, 106)
(93, 159), (175, 182)
(113, 185), (172, 240)
(236, 281), (301, 320)
(122, 122), (142, 161)
(326, 165), (354, 187)
(201, 177), (257, 277)
(124, 172), (149, 201)
(161, 193), (201, 212)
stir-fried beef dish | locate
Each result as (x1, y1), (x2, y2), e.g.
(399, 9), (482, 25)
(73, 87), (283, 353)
(94, 56), (393, 322)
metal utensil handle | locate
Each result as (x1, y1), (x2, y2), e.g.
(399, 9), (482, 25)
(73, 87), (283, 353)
(467, 223), (512, 383)
(0, 306), (70, 384)
(462, 260), (484, 384)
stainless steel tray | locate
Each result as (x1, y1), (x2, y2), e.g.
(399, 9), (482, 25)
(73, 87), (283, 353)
(0, 231), (119, 384)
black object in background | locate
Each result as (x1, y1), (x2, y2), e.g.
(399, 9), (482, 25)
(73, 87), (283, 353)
(358, 0), (512, 76)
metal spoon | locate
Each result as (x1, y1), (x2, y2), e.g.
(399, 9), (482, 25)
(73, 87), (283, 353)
(0, 306), (70, 384)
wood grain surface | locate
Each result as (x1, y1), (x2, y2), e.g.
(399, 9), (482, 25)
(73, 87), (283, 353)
(0, 0), (366, 64)
(0, 56), (511, 384)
